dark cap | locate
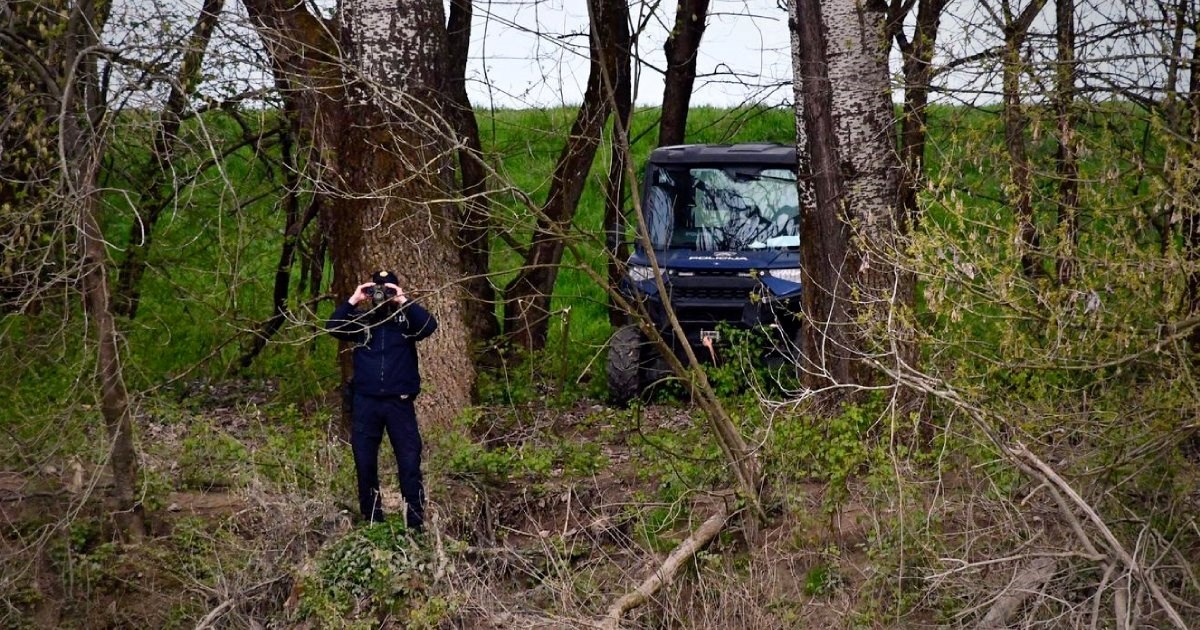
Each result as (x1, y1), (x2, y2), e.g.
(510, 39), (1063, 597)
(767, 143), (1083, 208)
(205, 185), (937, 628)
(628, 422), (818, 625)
(371, 270), (396, 285)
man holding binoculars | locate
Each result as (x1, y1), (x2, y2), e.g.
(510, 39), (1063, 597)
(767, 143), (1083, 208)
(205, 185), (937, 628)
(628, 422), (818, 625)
(326, 270), (437, 531)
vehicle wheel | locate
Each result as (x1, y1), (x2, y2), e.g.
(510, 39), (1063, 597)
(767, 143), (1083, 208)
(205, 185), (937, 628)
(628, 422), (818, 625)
(607, 325), (645, 406)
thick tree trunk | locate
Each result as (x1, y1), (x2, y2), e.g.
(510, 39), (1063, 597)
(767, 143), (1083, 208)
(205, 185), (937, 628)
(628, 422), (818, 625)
(243, 0), (475, 429)
(822, 0), (905, 310)
(447, 0), (499, 351)
(502, 0), (623, 351)
(659, 0), (710, 147)
(113, 0), (226, 319)
(334, 0), (474, 428)
(791, 0), (911, 391)
(791, 0), (854, 387)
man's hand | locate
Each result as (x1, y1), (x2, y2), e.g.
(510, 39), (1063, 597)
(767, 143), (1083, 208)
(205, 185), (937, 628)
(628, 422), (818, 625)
(348, 282), (376, 306)
(384, 283), (407, 304)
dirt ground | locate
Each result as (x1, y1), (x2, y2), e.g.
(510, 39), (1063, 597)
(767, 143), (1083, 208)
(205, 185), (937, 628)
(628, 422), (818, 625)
(0, 396), (964, 629)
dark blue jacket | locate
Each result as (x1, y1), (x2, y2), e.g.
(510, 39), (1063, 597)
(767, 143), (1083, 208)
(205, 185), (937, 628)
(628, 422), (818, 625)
(326, 300), (438, 397)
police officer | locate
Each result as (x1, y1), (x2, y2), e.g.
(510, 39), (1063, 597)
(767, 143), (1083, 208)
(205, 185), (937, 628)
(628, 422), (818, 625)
(326, 270), (438, 531)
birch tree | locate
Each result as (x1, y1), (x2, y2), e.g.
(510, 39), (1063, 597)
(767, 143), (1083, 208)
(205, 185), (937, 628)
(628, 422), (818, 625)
(790, 0), (907, 389)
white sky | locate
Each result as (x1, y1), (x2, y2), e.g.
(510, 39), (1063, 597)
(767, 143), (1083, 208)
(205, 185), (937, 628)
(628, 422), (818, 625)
(104, 0), (798, 109)
(103, 0), (1183, 111)
(465, 0), (795, 108)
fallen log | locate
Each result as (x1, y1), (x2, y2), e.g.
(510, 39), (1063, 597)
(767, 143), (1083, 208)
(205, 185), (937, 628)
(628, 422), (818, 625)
(600, 505), (729, 629)
(977, 556), (1058, 628)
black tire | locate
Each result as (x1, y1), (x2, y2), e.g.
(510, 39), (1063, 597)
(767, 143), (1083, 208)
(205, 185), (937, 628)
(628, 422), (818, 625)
(607, 325), (644, 406)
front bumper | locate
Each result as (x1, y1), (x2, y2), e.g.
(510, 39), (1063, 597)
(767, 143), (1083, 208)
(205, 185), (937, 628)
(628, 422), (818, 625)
(621, 273), (803, 356)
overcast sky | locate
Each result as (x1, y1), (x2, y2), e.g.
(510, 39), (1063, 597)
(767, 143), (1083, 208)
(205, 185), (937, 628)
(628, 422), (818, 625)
(465, 0), (795, 109)
(105, 0), (799, 110)
(104, 0), (1182, 111)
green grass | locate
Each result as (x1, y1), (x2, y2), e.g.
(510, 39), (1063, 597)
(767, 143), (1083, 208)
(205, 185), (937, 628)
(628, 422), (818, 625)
(0, 98), (1178, 427)
(0, 100), (1182, 418)
(0, 103), (802, 468)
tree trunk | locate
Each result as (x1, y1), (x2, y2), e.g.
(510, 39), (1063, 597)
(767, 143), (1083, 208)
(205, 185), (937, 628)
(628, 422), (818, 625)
(1000, 0), (1049, 278)
(1053, 0), (1078, 285)
(603, 1), (633, 328)
(825, 0), (906, 308)
(447, 0), (499, 352)
(790, 0), (854, 387)
(243, 0), (475, 429)
(61, 0), (147, 540)
(80, 180), (147, 541)
(113, 0), (226, 319)
(659, 0), (710, 147)
(897, 0), (948, 232)
(0, 0), (144, 538)
(502, 0), (623, 351)
(791, 0), (909, 390)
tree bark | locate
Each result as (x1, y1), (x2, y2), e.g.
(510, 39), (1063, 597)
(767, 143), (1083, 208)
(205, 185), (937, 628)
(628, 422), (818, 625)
(1053, 0), (1078, 286)
(999, 0), (1049, 278)
(659, 0), (710, 147)
(790, 0), (855, 387)
(80, 180), (147, 541)
(791, 0), (909, 390)
(243, 0), (475, 429)
(896, 0), (948, 232)
(61, 0), (147, 540)
(602, 0), (633, 328)
(501, 0), (623, 351)
(446, 0), (499, 351)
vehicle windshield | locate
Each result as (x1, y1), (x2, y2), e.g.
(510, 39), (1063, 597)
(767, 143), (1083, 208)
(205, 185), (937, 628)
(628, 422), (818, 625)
(644, 165), (800, 251)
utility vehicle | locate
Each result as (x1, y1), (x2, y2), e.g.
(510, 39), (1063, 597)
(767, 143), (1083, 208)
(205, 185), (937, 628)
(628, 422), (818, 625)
(607, 143), (804, 404)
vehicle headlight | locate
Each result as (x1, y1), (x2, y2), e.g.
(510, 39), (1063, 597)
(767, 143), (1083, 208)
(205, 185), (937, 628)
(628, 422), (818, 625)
(626, 264), (655, 282)
(766, 268), (803, 283)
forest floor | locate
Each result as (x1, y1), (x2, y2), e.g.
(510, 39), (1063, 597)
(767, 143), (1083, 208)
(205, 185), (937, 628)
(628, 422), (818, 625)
(0, 381), (946, 629)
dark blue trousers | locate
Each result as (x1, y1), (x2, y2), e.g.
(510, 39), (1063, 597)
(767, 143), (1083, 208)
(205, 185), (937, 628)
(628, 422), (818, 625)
(351, 394), (424, 530)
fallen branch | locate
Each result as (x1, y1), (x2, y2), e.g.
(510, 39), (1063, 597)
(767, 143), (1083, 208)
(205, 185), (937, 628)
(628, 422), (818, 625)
(1009, 444), (1188, 630)
(195, 575), (286, 630)
(194, 597), (238, 630)
(977, 556), (1058, 628)
(600, 504), (729, 629)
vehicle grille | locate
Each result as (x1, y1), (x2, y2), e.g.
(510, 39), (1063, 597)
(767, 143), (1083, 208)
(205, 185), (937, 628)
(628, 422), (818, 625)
(671, 285), (753, 301)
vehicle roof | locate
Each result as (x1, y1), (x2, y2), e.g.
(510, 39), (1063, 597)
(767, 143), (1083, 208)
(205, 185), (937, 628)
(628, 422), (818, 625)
(647, 143), (797, 166)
